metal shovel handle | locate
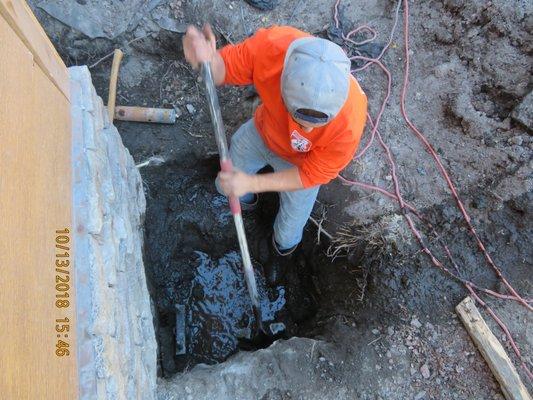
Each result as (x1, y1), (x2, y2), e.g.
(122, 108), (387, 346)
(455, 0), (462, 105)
(201, 62), (242, 215)
(200, 61), (261, 314)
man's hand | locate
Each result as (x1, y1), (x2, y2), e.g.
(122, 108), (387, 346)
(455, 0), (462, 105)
(182, 24), (226, 85)
(218, 169), (255, 198)
(218, 167), (305, 198)
(183, 24), (217, 69)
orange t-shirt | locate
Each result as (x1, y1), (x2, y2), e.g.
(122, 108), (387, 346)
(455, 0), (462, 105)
(219, 26), (368, 188)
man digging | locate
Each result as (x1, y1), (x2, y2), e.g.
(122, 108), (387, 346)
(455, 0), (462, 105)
(183, 25), (367, 286)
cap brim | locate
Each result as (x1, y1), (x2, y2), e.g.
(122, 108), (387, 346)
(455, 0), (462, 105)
(293, 109), (330, 124)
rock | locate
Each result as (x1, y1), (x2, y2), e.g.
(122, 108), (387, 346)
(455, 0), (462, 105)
(414, 391), (427, 400)
(244, 0), (279, 11)
(512, 91), (533, 130)
(37, 0), (163, 39)
(133, 26), (147, 38)
(155, 16), (187, 33)
(387, 326), (395, 336)
(420, 363), (431, 379)
(151, 6), (187, 33)
(158, 338), (335, 399)
(434, 61), (457, 78)
(411, 318), (422, 329)
(372, 328), (380, 335)
(508, 145), (526, 161)
(508, 135), (524, 146)
(186, 104), (196, 114)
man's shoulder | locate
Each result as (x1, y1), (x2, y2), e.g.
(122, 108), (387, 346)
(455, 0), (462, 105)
(246, 26), (311, 80)
(324, 77), (367, 141)
(348, 76), (367, 103)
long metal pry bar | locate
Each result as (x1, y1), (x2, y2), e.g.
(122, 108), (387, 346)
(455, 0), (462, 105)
(201, 62), (263, 328)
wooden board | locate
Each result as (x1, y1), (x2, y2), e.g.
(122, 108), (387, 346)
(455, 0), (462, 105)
(0, 12), (77, 400)
(456, 297), (531, 400)
(0, 0), (70, 100)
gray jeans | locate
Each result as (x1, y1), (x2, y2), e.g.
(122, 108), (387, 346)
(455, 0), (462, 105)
(216, 118), (320, 249)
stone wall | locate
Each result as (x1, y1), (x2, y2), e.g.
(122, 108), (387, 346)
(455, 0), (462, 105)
(156, 338), (345, 400)
(70, 66), (157, 400)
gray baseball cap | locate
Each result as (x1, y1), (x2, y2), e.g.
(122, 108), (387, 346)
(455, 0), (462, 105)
(281, 37), (351, 123)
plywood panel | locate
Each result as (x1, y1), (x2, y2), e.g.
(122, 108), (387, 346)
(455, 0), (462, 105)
(0, 0), (70, 100)
(0, 14), (77, 400)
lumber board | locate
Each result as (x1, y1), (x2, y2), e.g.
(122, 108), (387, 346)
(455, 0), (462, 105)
(0, 0), (69, 100)
(0, 14), (77, 399)
(456, 297), (531, 400)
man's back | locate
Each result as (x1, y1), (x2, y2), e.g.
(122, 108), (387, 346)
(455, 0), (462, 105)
(220, 26), (367, 187)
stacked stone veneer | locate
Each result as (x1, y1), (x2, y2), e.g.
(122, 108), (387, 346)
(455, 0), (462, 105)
(70, 66), (157, 399)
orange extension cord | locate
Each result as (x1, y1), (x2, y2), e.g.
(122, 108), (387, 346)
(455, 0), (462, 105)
(333, 0), (532, 379)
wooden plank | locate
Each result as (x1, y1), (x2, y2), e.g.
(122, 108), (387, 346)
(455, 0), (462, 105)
(0, 0), (69, 100)
(0, 14), (77, 399)
(456, 297), (531, 400)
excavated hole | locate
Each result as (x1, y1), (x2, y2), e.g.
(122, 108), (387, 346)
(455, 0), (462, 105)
(136, 153), (361, 377)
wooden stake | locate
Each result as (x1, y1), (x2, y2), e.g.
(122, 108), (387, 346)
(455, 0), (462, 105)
(456, 297), (531, 400)
(107, 49), (123, 122)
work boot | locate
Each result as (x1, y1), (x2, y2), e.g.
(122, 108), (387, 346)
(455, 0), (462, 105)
(262, 235), (297, 286)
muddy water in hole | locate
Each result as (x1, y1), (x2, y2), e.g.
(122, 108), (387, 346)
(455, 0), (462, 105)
(142, 163), (315, 373)
(184, 250), (286, 363)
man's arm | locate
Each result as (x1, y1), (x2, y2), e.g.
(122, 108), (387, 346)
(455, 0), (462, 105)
(218, 167), (304, 197)
(182, 24), (226, 85)
(209, 52), (226, 86)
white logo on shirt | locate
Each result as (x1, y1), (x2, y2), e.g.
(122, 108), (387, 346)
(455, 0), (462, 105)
(290, 130), (312, 152)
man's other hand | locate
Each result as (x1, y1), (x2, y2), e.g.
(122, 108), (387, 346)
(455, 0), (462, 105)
(218, 169), (255, 198)
(183, 24), (217, 69)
